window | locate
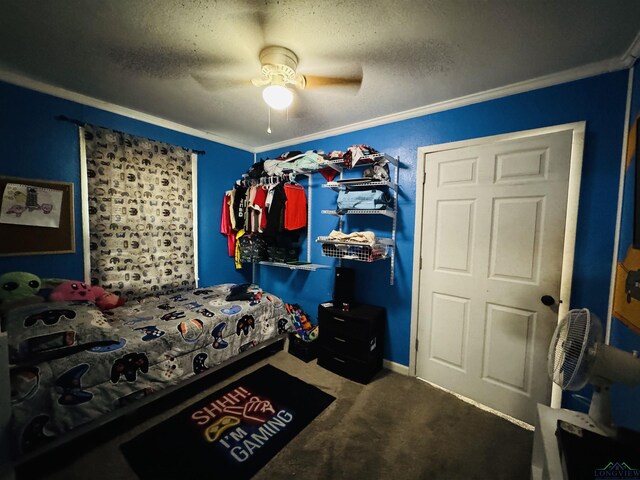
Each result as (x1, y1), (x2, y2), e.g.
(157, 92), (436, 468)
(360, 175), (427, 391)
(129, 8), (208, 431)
(81, 125), (196, 298)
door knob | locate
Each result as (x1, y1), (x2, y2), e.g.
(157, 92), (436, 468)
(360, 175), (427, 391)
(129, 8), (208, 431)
(541, 295), (556, 306)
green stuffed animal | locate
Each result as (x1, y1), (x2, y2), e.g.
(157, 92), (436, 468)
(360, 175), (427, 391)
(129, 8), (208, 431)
(0, 271), (45, 312)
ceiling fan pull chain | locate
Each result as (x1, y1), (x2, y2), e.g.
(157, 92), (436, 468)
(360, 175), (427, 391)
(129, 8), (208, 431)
(267, 106), (272, 134)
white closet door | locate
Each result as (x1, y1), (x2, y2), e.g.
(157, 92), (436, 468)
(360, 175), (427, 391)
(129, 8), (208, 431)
(416, 129), (573, 424)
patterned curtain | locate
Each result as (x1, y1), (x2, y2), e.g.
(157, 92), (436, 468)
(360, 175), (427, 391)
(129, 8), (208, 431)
(83, 125), (195, 299)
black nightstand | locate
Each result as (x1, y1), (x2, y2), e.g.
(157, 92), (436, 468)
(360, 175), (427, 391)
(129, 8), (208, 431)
(317, 302), (385, 384)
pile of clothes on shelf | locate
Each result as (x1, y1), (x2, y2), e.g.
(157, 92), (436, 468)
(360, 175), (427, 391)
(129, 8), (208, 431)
(320, 230), (388, 262)
(249, 145), (384, 182)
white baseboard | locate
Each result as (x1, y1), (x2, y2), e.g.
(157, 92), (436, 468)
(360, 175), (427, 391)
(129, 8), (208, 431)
(383, 359), (409, 375)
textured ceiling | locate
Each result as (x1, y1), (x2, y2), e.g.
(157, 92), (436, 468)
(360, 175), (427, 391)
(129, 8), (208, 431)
(0, 1), (639, 150)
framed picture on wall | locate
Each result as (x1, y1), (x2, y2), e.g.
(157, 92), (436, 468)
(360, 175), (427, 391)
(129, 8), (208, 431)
(0, 176), (75, 256)
(635, 119), (640, 249)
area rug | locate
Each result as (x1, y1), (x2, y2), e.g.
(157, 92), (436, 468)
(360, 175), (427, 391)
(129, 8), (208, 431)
(121, 364), (335, 479)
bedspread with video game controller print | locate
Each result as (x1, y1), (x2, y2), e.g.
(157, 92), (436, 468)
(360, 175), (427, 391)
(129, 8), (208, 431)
(9, 284), (293, 455)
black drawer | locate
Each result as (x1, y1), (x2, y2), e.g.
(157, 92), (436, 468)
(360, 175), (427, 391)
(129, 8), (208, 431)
(318, 304), (385, 341)
(317, 347), (382, 384)
(320, 328), (381, 360)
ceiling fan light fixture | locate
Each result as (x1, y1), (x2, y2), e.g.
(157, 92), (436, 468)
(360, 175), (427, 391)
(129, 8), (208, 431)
(262, 84), (293, 110)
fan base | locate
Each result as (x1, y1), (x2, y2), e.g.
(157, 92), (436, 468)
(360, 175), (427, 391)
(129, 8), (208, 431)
(588, 385), (617, 437)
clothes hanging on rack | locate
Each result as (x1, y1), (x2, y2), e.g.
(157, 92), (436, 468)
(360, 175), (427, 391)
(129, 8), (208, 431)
(249, 185), (268, 233)
(231, 185), (247, 230)
(220, 192), (235, 256)
(222, 172), (308, 266)
(234, 229), (245, 269)
(244, 185), (258, 233)
(284, 182), (307, 231)
(263, 182), (287, 236)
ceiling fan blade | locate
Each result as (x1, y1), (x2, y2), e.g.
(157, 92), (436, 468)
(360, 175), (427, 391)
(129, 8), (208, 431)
(192, 74), (251, 92)
(109, 46), (236, 79)
(251, 76), (271, 87)
(230, 5), (269, 48)
(302, 71), (363, 93)
(252, 10), (268, 46)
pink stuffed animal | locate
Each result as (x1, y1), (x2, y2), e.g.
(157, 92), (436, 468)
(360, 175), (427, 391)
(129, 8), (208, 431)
(92, 286), (125, 310)
(49, 281), (97, 302)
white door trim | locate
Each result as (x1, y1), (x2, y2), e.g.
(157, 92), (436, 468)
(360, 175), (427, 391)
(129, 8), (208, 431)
(409, 121), (586, 409)
(79, 126), (91, 284)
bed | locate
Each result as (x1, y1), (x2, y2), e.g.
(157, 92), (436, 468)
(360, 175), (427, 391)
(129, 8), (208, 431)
(3, 283), (292, 459)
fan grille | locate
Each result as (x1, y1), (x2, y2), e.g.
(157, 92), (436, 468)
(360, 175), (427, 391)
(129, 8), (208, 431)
(549, 308), (601, 390)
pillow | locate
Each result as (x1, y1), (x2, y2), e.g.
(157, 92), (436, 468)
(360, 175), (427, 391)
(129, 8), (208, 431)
(3, 301), (119, 364)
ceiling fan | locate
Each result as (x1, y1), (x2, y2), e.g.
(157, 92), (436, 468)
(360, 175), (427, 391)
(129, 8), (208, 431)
(249, 46), (362, 110)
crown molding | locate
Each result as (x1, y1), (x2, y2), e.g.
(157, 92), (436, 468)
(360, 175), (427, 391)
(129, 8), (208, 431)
(621, 30), (640, 68)
(255, 56), (627, 153)
(0, 70), (255, 153)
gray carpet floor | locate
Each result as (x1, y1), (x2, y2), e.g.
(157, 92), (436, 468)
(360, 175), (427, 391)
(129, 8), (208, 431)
(28, 349), (533, 480)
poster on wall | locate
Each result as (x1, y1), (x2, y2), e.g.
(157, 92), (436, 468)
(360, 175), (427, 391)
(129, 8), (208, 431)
(612, 115), (640, 332)
(0, 182), (63, 228)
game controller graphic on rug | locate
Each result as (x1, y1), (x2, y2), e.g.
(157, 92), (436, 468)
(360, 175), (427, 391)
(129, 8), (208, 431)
(157, 303), (173, 311)
(55, 363), (93, 405)
(161, 310), (186, 322)
(110, 353), (149, 383)
(211, 322), (228, 349)
(88, 338), (127, 353)
(204, 415), (240, 443)
(177, 319), (204, 342)
(277, 318), (289, 334)
(21, 414), (54, 453)
(134, 325), (166, 341)
(198, 308), (215, 317)
(249, 299), (261, 306)
(236, 315), (255, 336)
(193, 353), (208, 374)
(24, 309), (77, 327)
(220, 305), (241, 315)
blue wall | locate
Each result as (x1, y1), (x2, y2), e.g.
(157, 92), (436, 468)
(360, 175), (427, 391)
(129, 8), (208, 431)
(257, 71), (629, 410)
(0, 80), (253, 286)
(610, 63), (640, 431)
(1, 70), (634, 427)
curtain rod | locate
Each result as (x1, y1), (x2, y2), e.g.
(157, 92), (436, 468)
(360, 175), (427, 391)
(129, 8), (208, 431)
(55, 115), (206, 155)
